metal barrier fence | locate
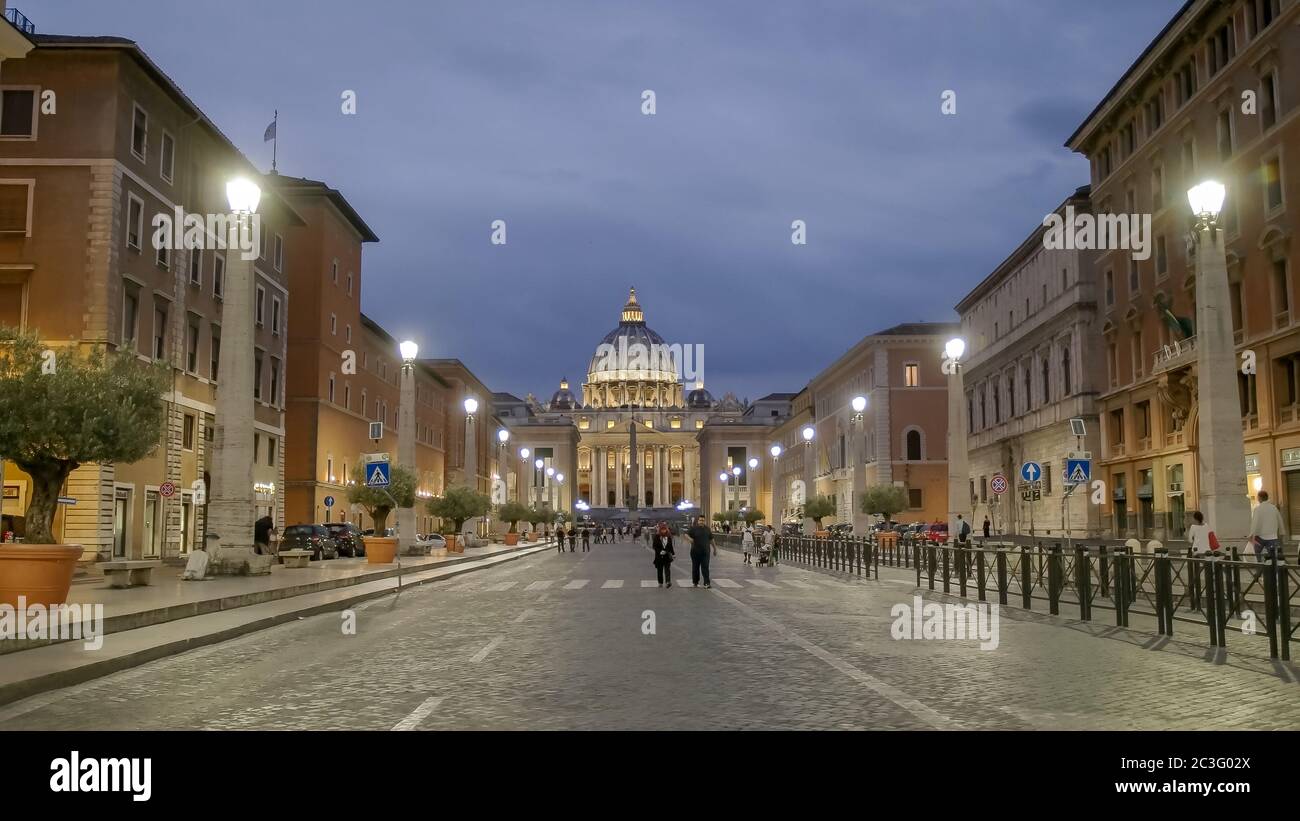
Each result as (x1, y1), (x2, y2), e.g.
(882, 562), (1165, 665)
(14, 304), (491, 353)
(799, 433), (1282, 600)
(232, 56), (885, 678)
(715, 530), (1298, 660)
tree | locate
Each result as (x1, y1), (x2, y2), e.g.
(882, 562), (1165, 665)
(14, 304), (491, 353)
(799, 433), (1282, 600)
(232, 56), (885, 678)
(0, 328), (169, 544)
(860, 484), (909, 522)
(711, 511), (728, 525)
(426, 485), (492, 534)
(496, 501), (531, 534)
(557, 511), (572, 525)
(527, 505), (552, 531)
(803, 495), (836, 529)
(740, 508), (765, 525)
(346, 462), (417, 532)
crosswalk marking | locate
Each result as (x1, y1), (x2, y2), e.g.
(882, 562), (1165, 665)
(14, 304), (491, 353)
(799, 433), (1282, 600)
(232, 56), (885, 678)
(814, 579), (849, 587)
(712, 578), (741, 588)
(563, 579), (590, 589)
(525, 580), (554, 590)
(485, 581), (518, 591)
(601, 580), (624, 588)
(640, 580), (659, 587)
(746, 579), (778, 588)
(782, 580), (817, 589)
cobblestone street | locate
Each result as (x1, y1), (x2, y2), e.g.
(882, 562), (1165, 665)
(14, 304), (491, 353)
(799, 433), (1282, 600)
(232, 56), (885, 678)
(3, 538), (1298, 731)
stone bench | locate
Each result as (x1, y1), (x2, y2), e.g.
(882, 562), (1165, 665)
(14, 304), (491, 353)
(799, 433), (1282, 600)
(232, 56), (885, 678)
(100, 560), (162, 589)
(279, 549), (313, 568)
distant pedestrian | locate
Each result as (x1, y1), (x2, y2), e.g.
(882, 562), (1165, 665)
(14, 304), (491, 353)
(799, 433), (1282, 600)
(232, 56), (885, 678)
(686, 515), (713, 588)
(555, 526), (566, 554)
(762, 526), (776, 566)
(955, 514), (971, 546)
(742, 526), (755, 564)
(982, 516), (991, 539)
(568, 528), (576, 552)
(1249, 490), (1286, 561)
(643, 526), (652, 548)
(581, 527), (590, 551)
(653, 523), (675, 588)
(254, 515), (276, 558)
(1188, 511), (1216, 555)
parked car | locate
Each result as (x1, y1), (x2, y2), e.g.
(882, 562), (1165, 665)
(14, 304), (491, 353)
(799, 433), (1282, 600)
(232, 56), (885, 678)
(924, 521), (949, 544)
(325, 522), (365, 557)
(281, 524), (338, 561)
(422, 533), (448, 551)
(828, 522), (854, 537)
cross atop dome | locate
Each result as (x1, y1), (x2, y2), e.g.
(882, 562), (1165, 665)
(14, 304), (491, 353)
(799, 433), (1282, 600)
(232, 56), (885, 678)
(620, 287), (644, 324)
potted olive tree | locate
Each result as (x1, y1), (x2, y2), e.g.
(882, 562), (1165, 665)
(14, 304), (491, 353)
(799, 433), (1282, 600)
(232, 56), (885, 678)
(427, 485), (491, 553)
(740, 508), (766, 527)
(0, 328), (168, 606)
(497, 501), (530, 546)
(803, 495), (837, 538)
(346, 462), (416, 563)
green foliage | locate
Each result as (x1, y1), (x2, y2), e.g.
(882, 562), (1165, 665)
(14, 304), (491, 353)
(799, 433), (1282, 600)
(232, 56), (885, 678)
(0, 328), (169, 543)
(860, 484), (909, 520)
(557, 511), (572, 524)
(711, 511), (727, 523)
(803, 495), (836, 528)
(346, 462), (417, 532)
(427, 484), (492, 532)
(740, 508), (765, 525)
(527, 505), (552, 527)
(496, 501), (532, 533)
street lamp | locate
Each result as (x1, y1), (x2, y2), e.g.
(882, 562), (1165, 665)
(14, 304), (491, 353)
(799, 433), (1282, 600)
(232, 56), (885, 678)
(495, 428), (510, 511)
(732, 465), (742, 513)
(207, 177), (266, 575)
(460, 395), (479, 536)
(396, 339), (419, 555)
(850, 395), (868, 535)
(945, 337), (969, 546)
(801, 425), (816, 533)
(1188, 179), (1251, 541)
(770, 444), (783, 524)
(556, 472), (565, 518)
(518, 447), (530, 503)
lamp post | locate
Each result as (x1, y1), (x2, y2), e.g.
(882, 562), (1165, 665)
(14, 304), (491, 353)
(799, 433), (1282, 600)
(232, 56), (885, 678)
(801, 424), (816, 534)
(546, 466), (556, 514)
(396, 340), (419, 556)
(208, 177), (270, 575)
(462, 396), (478, 535)
(496, 428), (509, 508)
(556, 472), (565, 523)
(1189, 180), (1252, 542)
(770, 444), (783, 525)
(747, 457), (758, 516)
(945, 337), (970, 546)
(518, 447), (530, 503)
(850, 395), (868, 536)
(732, 465), (742, 514)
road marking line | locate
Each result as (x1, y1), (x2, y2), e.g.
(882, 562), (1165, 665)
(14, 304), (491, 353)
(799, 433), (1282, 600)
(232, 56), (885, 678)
(640, 580), (660, 587)
(813, 579), (849, 587)
(486, 581), (518, 591)
(512, 609), (534, 623)
(470, 636), (505, 663)
(525, 580), (554, 590)
(885, 579), (915, 586)
(563, 579), (590, 589)
(782, 579), (816, 589)
(601, 580), (624, 588)
(746, 579), (778, 588)
(392, 696), (446, 731)
(710, 589), (956, 730)
(712, 578), (741, 588)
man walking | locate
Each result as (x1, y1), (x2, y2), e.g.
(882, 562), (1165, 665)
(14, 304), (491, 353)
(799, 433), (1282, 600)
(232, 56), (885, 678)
(686, 515), (713, 588)
(581, 527), (590, 552)
(982, 516), (991, 539)
(1249, 490), (1287, 561)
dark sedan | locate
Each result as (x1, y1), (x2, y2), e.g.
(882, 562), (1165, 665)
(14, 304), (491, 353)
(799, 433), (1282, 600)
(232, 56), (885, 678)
(280, 524), (338, 561)
(325, 522), (365, 557)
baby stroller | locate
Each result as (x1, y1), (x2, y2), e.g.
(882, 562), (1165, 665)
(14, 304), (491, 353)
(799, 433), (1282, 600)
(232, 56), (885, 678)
(756, 541), (772, 566)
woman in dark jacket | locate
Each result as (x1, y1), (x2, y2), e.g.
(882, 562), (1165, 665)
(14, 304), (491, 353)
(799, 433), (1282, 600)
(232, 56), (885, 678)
(652, 523), (675, 588)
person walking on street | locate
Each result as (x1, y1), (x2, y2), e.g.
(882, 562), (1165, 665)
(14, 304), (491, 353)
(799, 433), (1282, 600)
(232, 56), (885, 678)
(643, 526), (652, 549)
(568, 527), (576, 552)
(653, 522), (675, 587)
(955, 514), (971, 546)
(741, 526), (755, 564)
(1188, 511), (1216, 555)
(686, 515), (713, 588)
(1249, 490), (1286, 561)
(982, 516), (991, 539)
(581, 527), (590, 552)
(555, 525), (567, 554)
(763, 526), (776, 565)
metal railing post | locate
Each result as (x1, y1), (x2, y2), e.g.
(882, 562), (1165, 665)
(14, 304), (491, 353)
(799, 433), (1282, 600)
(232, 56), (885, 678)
(1047, 544), (1062, 616)
(1075, 544), (1091, 622)
(1020, 546), (1032, 610)
(995, 548), (1008, 606)
(976, 548), (987, 603)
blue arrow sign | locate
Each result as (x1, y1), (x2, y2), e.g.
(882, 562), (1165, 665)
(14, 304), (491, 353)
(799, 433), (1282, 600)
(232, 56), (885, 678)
(365, 462), (391, 488)
(1020, 461), (1042, 483)
(323, 495), (335, 508)
(1065, 459), (1091, 485)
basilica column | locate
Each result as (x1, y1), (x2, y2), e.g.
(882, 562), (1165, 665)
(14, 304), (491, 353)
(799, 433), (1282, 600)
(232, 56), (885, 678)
(615, 448), (624, 507)
(658, 446), (667, 506)
(595, 446), (605, 507)
(684, 447), (694, 505)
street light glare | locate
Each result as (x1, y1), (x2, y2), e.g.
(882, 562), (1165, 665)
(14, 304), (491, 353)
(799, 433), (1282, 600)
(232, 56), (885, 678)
(497, 428), (509, 443)
(546, 467), (555, 476)
(770, 444), (782, 458)
(556, 473), (564, 482)
(851, 395), (867, 413)
(748, 457), (758, 469)
(719, 472), (729, 482)
(535, 458), (544, 470)
(1187, 180), (1226, 218)
(801, 425), (815, 441)
(398, 340), (419, 362)
(519, 447), (530, 459)
(732, 466), (742, 476)
(945, 338), (966, 362)
(225, 177), (261, 214)
(463, 397), (478, 415)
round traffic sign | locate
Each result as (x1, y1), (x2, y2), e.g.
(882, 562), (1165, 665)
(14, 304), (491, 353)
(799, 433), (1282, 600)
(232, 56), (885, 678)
(1020, 461), (1042, 483)
(159, 481), (176, 498)
(323, 495), (335, 508)
(990, 474), (1008, 495)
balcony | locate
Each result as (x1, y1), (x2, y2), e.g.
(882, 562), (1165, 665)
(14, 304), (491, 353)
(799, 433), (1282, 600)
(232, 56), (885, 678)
(1151, 336), (1196, 374)
(3, 8), (35, 35)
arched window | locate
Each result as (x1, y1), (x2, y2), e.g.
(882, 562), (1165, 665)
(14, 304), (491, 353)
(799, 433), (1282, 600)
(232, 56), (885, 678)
(1041, 355), (1051, 405)
(1062, 345), (1073, 396)
(906, 429), (922, 461)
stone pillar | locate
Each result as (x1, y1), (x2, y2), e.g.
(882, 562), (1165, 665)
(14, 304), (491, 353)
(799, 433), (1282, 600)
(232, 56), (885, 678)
(802, 439), (817, 533)
(1196, 225), (1252, 541)
(657, 446), (666, 506)
(852, 416), (869, 535)
(684, 447), (694, 505)
(628, 423), (639, 514)
(462, 412), (476, 534)
(209, 211), (271, 575)
(947, 362), (970, 545)
(615, 448), (624, 507)
(397, 359), (416, 554)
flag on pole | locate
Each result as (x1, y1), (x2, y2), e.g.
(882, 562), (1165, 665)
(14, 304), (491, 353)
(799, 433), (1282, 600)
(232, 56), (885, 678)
(263, 118), (276, 142)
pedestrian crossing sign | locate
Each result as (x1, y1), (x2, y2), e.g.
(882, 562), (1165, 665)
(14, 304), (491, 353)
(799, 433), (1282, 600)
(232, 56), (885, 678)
(1065, 458), (1090, 486)
(366, 461), (391, 488)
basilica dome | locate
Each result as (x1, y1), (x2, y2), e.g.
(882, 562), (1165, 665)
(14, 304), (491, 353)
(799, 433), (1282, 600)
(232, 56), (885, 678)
(685, 379), (714, 409)
(550, 378), (578, 410)
(582, 288), (683, 408)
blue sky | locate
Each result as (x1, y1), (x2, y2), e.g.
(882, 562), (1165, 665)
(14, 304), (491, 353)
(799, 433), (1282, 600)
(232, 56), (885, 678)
(31, 0), (1185, 402)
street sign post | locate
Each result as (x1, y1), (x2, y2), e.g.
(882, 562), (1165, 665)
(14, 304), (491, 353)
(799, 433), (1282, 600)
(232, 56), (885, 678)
(1065, 458), (1091, 486)
(990, 474), (1008, 495)
(1020, 462), (1042, 483)
(324, 495), (335, 508)
(365, 461), (391, 488)
(159, 481), (176, 498)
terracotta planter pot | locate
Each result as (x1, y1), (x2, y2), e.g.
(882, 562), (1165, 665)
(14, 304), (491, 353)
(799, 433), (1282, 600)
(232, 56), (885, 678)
(504, 532), (519, 546)
(814, 530), (831, 539)
(363, 536), (398, 564)
(0, 544), (84, 607)
(444, 535), (463, 553)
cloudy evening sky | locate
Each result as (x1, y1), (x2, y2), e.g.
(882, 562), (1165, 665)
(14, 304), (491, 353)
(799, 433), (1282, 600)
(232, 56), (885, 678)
(33, 0), (1185, 402)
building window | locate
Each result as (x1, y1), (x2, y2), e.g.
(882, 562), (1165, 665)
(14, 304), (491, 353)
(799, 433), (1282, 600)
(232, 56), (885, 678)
(1248, 0), (1280, 38)
(1273, 258), (1290, 328)
(1260, 71), (1279, 131)
(254, 433), (260, 463)
(269, 357), (280, 406)
(695, 419), (704, 430)
(1175, 60), (1197, 108)
(328, 374), (336, 403)
(905, 429), (922, 461)
(160, 131), (175, 183)
(1135, 400), (1151, 446)
(1128, 256), (1139, 294)
(270, 296), (281, 336)
(273, 234), (283, 271)
(331, 260), (338, 284)
(1041, 356), (1051, 403)
(267, 436), (276, 467)
(210, 325), (220, 380)
(185, 315), (200, 373)
(122, 286), (140, 350)
(126, 193), (144, 250)
(0, 87), (36, 137)
(1151, 165), (1164, 210)
(908, 488), (923, 509)
(1145, 92), (1164, 134)
(152, 303), (168, 360)
(904, 363), (919, 387)
(1263, 155), (1284, 213)
(344, 383), (351, 410)
(1062, 346), (1072, 396)
(1110, 408), (1125, 450)
(1206, 21), (1235, 77)
(213, 254), (225, 299)
(1105, 270), (1114, 306)
(259, 221), (268, 262)
(330, 313), (337, 335)
(189, 248), (202, 285)
(1132, 328), (1144, 379)
(254, 351), (263, 401)
(1180, 136), (1196, 188)
(1230, 280), (1245, 343)
(131, 104), (148, 161)
(255, 284), (266, 326)
(1216, 108), (1234, 161)
(1098, 146), (1112, 179)
(1155, 236), (1168, 278)
(1119, 120), (1135, 158)
(156, 241), (169, 270)
(1044, 463), (1053, 495)
(345, 324), (351, 343)
(183, 414), (195, 450)
(347, 272), (354, 295)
